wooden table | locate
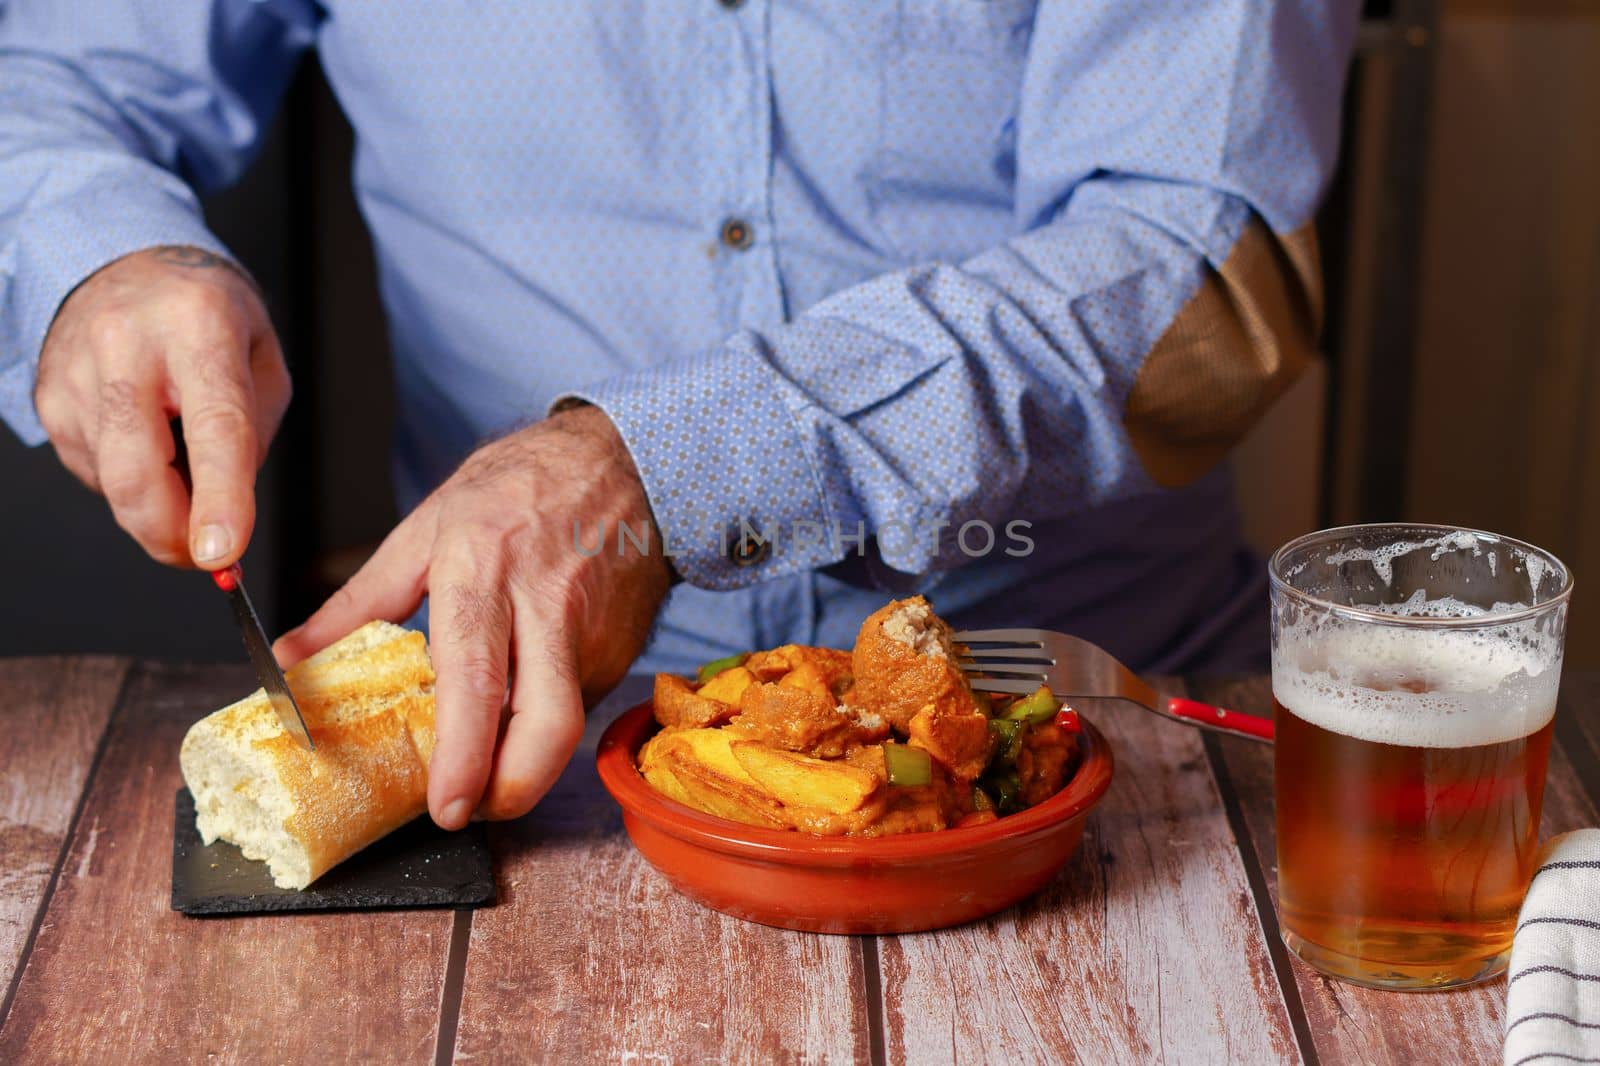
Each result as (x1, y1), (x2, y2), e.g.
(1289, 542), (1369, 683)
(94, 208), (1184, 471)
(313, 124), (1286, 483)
(1, 658), (1596, 1065)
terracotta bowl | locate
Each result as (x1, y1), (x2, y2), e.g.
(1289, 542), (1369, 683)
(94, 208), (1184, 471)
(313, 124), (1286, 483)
(596, 702), (1115, 934)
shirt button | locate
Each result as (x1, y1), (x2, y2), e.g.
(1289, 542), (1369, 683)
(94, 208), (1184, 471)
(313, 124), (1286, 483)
(720, 217), (754, 251)
(730, 532), (770, 568)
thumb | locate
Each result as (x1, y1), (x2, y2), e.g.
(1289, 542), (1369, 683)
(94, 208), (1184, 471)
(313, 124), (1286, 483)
(274, 512), (432, 667)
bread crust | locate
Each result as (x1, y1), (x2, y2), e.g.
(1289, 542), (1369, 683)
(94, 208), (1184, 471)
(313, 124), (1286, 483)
(179, 621), (437, 889)
(271, 694), (434, 882)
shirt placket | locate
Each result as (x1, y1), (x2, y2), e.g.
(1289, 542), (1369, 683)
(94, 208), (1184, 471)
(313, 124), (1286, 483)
(709, 0), (786, 334)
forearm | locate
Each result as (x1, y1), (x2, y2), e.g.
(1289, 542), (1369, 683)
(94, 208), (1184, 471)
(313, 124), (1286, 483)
(0, 0), (315, 444)
(567, 177), (1320, 589)
(0, 58), (230, 443)
(568, 0), (1354, 591)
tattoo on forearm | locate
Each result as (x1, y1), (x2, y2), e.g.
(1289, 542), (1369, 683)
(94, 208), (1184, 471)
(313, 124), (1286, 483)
(152, 245), (230, 270)
(150, 245), (264, 300)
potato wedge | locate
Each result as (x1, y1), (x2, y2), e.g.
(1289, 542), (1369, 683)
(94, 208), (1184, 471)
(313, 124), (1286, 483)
(639, 757), (696, 808)
(696, 665), (755, 706)
(730, 740), (882, 814)
(640, 730), (787, 828)
(645, 727), (761, 786)
(662, 750), (788, 829)
(781, 791), (890, 835)
(777, 660), (831, 699)
(637, 730), (671, 774)
(653, 673), (737, 729)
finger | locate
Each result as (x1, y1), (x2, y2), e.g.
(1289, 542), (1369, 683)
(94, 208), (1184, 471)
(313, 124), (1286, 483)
(478, 604), (585, 820)
(425, 538), (514, 830)
(34, 354), (100, 492)
(48, 417), (101, 494)
(248, 333), (291, 469)
(56, 446), (102, 494)
(170, 327), (257, 569)
(273, 508), (433, 667)
(93, 376), (191, 566)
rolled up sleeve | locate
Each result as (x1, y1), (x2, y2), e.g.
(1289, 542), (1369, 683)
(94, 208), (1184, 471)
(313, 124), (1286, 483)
(567, 0), (1357, 593)
(0, 0), (317, 443)
(558, 338), (845, 589)
(0, 172), (230, 444)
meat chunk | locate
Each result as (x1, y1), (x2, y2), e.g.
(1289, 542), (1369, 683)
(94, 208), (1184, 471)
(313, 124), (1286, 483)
(1015, 722), (1078, 807)
(745, 644), (854, 696)
(906, 704), (995, 782)
(856, 762), (966, 837)
(732, 681), (889, 759)
(852, 596), (980, 732)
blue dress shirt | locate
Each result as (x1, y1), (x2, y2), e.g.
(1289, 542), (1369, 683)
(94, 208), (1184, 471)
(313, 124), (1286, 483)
(0, 2), (1358, 675)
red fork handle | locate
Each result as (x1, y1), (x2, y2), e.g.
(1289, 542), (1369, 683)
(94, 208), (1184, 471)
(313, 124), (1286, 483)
(1165, 696), (1275, 742)
(210, 563), (242, 592)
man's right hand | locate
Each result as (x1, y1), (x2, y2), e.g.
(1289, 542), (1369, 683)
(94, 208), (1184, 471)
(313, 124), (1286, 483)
(32, 245), (290, 570)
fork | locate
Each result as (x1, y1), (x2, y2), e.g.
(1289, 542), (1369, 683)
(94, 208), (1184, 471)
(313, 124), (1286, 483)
(953, 628), (1274, 743)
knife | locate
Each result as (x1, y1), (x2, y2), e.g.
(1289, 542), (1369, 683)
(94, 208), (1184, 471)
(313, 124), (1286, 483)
(212, 563), (315, 750)
(166, 417), (315, 750)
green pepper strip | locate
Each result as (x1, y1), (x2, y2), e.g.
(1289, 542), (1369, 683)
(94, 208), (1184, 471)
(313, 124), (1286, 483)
(987, 771), (1022, 814)
(884, 743), (933, 787)
(987, 719), (1021, 767)
(1004, 723), (1028, 764)
(696, 652), (748, 684)
(1004, 685), (1059, 725)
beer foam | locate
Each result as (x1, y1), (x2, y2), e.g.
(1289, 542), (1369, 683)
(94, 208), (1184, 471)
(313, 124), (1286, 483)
(1273, 597), (1562, 749)
(1363, 590), (1481, 619)
(1324, 530), (1483, 587)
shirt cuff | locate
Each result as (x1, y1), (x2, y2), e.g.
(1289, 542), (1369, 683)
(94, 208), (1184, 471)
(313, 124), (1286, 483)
(553, 340), (847, 590)
(0, 179), (232, 445)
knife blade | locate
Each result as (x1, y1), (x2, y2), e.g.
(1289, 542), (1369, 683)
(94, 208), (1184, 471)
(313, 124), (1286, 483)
(212, 563), (315, 750)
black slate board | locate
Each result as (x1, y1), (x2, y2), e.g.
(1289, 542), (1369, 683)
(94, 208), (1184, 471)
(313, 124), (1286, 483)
(171, 789), (496, 916)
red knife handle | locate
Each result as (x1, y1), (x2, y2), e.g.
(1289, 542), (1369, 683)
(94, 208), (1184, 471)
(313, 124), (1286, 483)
(1166, 696), (1275, 742)
(211, 563), (242, 592)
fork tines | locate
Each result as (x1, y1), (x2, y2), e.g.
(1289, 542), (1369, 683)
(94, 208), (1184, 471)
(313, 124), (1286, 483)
(953, 630), (1056, 695)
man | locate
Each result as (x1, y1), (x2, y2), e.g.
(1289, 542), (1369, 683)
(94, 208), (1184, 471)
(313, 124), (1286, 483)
(0, 3), (1357, 830)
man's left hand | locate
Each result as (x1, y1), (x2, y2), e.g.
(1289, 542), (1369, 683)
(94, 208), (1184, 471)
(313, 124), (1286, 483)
(274, 405), (671, 829)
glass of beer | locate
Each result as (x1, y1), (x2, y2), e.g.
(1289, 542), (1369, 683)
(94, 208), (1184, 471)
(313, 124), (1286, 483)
(1269, 524), (1571, 990)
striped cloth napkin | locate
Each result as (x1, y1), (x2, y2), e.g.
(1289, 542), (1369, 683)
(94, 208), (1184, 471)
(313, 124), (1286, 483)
(1505, 829), (1600, 1066)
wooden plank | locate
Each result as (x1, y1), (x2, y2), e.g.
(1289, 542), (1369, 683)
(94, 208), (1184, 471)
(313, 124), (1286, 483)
(875, 681), (1301, 1066)
(0, 656), (128, 1005)
(0, 663), (454, 1065)
(452, 676), (874, 1065)
(1195, 675), (1600, 1066)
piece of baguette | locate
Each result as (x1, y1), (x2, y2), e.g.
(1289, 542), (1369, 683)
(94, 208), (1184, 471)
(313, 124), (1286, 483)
(178, 620), (437, 889)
